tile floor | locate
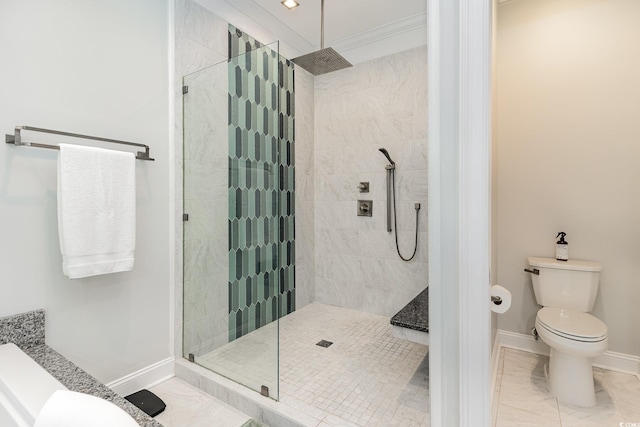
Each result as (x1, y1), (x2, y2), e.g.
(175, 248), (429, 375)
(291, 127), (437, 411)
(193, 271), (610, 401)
(493, 347), (640, 427)
(149, 377), (254, 427)
(197, 302), (430, 426)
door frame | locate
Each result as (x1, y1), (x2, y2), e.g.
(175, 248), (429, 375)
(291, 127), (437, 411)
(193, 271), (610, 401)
(427, 0), (492, 425)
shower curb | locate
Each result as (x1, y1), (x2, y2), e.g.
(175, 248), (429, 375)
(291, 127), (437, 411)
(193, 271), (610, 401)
(174, 358), (322, 427)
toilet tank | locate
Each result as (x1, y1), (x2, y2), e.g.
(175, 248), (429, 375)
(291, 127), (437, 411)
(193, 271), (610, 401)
(527, 257), (602, 312)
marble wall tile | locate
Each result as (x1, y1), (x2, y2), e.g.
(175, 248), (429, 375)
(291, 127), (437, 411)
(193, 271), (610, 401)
(397, 139), (428, 172)
(182, 118), (227, 162)
(357, 230), (396, 259)
(296, 174), (315, 201)
(296, 201), (315, 241)
(315, 277), (366, 312)
(177, 0), (229, 357)
(183, 157), (227, 201)
(178, 38), (226, 80)
(315, 173), (356, 202)
(294, 276), (315, 312)
(294, 69), (315, 175)
(315, 228), (360, 256)
(183, 197), (227, 240)
(395, 169), (428, 202)
(358, 256), (387, 287)
(313, 46), (428, 316)
(383, 259), (428, 293)
(314, 149), (338, 176)
(180, 0), (227, 55)
(395, 202), (428, 233)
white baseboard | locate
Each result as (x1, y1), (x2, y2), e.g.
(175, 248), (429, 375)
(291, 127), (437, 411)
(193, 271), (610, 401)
(107, 357), (175, 397)
(495, 329), (640, 375)
(498, 329), (549, 356)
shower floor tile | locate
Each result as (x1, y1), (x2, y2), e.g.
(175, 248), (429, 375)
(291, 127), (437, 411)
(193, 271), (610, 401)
(198, 302), (430, 426)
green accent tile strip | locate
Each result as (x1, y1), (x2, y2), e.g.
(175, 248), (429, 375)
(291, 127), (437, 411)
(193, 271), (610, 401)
(228, 25), (295, 342)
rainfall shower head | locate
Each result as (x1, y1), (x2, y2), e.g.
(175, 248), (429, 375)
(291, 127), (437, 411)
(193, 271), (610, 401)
(291, 0), (352, 76)
(378, 148), (395, 166)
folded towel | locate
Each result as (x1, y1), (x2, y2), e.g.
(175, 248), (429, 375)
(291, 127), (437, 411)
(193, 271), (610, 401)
(57, 144), (136, 279)
(34, 390), (139, 427)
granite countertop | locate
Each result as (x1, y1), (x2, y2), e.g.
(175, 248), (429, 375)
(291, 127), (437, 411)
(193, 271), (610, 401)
(390, 287), (428, 333)
(24, 345), (163, 427)
(1, 309), (162, 426)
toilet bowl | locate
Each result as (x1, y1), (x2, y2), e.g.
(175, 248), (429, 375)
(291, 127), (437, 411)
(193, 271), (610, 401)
(526, 257), (608, 407)
(534, 307), (608, 407)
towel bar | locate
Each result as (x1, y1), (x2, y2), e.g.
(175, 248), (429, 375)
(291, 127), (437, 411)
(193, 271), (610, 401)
(5, 126), (154, 161)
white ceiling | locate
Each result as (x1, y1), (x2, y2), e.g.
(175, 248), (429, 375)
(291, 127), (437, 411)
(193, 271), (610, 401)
(195, 0), (428, 65)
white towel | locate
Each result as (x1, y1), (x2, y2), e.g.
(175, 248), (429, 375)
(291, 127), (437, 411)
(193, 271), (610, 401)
(57, 143), (136, 279)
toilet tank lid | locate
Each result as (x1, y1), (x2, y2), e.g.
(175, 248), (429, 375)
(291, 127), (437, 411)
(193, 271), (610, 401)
(528, 257), (602, 272)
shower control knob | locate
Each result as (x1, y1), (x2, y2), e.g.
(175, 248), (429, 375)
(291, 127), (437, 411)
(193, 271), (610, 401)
(357, 200), (373, 217)
(357, 182), (369, 192)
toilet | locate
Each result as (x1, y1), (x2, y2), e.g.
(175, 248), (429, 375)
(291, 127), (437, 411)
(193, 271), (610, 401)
(527, 257), (608, 407)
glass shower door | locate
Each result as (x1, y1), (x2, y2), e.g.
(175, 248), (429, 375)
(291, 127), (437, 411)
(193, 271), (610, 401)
(182, 41), (282, 400)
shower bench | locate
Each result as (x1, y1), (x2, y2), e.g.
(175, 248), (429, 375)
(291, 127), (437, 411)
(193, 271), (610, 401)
(390, 287), (429, 345)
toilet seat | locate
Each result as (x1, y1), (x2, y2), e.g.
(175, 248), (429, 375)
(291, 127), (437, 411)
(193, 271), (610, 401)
(537, 307), (607, 342)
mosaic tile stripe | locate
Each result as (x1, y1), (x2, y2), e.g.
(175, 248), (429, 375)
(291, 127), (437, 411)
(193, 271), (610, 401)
(228, 25), (295, 341)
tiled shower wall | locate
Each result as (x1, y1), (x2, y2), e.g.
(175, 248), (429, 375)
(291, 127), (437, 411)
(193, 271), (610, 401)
(293, 68), (315, 308)
(313, 47), (428, 317)
(177, 0), (229, 356)
(175, 0), (315, 356)
(227, 26), (296, 341)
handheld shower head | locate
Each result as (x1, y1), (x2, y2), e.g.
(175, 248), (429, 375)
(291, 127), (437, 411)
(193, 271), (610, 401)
(378, 148), (395, 166)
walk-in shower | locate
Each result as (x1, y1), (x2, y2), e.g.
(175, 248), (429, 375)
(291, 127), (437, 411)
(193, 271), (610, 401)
(379, 148), (421, 261)
(180, 9), (429, 424)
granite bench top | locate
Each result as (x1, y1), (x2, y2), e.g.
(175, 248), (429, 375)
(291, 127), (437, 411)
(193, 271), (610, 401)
(390, 287), (428, 333)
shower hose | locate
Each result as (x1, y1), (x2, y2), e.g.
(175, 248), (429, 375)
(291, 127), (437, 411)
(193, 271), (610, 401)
(391, 170), (420, 262)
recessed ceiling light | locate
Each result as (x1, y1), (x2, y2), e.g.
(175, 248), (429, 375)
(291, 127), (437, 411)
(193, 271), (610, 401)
(281, 0), (300, 10)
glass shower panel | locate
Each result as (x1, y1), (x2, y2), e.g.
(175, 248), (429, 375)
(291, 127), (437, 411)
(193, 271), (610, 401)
(182, 41), (281, 400)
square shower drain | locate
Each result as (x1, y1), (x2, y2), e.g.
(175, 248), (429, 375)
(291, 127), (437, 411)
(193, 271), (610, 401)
(316, 340), (333, 348)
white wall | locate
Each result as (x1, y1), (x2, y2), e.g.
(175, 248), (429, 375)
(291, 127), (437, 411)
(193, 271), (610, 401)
(0, 0), (171, 383)
(314, 46), (428, 316)
(496, 0), (640, 356)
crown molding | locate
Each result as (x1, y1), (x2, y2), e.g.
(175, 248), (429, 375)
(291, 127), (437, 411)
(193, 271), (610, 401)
(194, 0), (312, 59)
(332, 11), (427, 54)
(195, 0), (427, 65)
